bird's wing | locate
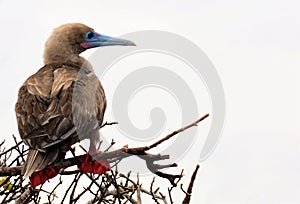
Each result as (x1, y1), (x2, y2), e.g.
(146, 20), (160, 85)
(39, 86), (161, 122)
(71, 68), (106, 141)
(16, 64), (76, 150)
(16, 63), (106, 177)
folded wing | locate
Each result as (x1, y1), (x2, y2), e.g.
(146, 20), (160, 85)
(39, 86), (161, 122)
(15, 63), (106, 177)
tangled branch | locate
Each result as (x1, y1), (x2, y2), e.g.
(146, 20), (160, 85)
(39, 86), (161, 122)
(0, 114), (209, 203)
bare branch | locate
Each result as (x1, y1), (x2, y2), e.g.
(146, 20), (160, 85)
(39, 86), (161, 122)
(1, 114), (209, 203)
(0, 166), (22, 176)
(100, 121), (118, 128)
(15, 187), (37, 204)
(150, 177), (160, 204)
(182, 164), (200, 204)
(147, 113), (209, 150)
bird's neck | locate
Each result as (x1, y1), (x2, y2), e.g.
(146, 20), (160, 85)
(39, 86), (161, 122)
(44, 50), (81, 65)
(44, 51), (94, 71)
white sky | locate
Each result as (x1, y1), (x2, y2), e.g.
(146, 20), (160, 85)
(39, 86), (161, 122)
(0, 0), (299, 203)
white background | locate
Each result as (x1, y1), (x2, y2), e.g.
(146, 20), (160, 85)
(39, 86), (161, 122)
(0, 0), (299, 203)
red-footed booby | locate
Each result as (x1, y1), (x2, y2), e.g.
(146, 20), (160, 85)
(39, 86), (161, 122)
(15, 23), (135, 186)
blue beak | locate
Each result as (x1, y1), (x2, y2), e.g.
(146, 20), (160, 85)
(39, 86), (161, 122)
(81, 32), (135, 49)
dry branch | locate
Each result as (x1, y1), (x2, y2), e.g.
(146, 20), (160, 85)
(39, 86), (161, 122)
(182, 164), (200, 204)
(0, 114), (209, 203)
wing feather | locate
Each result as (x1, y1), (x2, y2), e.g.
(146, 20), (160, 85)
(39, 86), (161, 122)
(16, 63), (106, 176)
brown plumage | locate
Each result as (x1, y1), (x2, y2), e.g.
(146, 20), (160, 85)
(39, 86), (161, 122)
(15, 23), (135, 178)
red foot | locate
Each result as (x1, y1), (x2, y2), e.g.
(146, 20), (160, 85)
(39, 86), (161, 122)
(30, 166), (59, 188)
(77, 153), (110, 174)
(29, 153), (110, 188)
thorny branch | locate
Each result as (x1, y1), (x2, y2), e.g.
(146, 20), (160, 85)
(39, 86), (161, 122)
(0, 114), (209, 203)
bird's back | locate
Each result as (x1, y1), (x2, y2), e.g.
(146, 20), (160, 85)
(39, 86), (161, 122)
(16, 63), (106, 176)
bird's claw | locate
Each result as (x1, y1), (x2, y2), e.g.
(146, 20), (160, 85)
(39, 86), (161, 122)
(77, 153), (110, 174)
(30, 166), (59, 188)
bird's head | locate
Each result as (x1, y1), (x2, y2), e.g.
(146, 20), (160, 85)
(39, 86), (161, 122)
(44, 23), (135, 65)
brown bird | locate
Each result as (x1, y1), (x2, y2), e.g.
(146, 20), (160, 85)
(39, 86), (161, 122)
(15, 23), (135, 179)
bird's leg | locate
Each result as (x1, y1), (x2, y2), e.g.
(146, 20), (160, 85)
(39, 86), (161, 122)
(88, 138), (101, 155)
(77, 132), (110, 174)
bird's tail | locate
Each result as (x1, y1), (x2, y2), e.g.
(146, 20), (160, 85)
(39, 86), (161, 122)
(22, 148), (59, 178)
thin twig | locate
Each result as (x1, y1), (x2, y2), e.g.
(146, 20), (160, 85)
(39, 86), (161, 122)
(150, 177), (160, 204)
(182, 164), (200, 204)
(148, 113), (209, 150)
(100, 121), (118, 128)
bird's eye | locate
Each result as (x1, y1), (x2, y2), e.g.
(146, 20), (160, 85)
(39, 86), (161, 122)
(86, 31), (95, 40)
